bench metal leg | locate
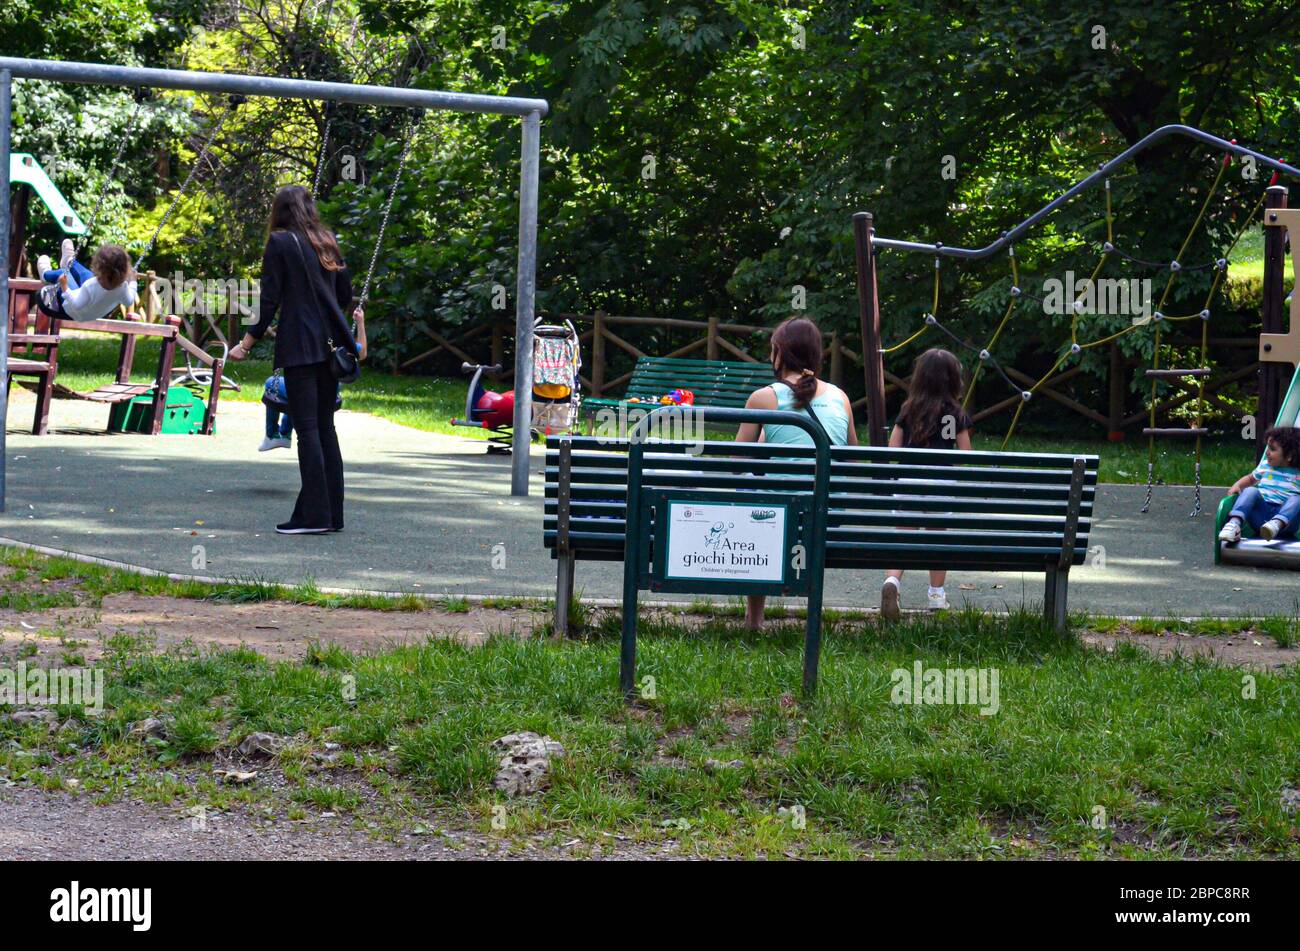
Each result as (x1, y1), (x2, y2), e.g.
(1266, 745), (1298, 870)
(553, 551), (575, 636)
(1043, 566), (1069, 633)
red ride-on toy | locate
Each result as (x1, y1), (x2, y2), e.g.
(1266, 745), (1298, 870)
(451, 363), (515, 454)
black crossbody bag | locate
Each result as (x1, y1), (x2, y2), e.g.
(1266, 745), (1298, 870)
(288, 231), (360, 384)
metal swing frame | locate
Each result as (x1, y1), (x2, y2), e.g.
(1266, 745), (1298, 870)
(0, 56), (549, 511)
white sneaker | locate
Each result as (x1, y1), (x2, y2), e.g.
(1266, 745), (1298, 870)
(59, 238), (75, 271)
(927, 588), (949, 611)
(1218, 519), (1243, 543)
(1261, 518), (1286, 540)
(258, 436), (292, 452)
(35, 254), (51, 276)
(881, 579), (900, 620)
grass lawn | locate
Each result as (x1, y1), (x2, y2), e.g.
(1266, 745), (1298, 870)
(47, 333), (1263, 485)
(1, 546), (1298, 859)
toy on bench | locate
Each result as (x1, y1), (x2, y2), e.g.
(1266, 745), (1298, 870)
(582, 357), (771, 433)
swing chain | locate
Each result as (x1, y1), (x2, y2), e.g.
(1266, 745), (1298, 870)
(313, 117), (333, 195)
(135, 97), (241, 271)
(357, 119), (418, 311)
(1189, 462), (1203, 518)
(78, 95), (148, 254)
(1140, 462), (1154, 514)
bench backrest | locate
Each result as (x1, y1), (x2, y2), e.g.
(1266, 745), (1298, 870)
(623, 357), (774, 407)
(546, 435), (1098, 571)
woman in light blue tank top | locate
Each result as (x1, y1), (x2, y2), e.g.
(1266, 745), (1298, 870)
(735, 317), (858, 629)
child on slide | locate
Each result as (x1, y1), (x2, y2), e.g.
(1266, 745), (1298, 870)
(1218, 426), (1300, 542)
(35, 238), (138, 322)
(880, 348), (973, 619)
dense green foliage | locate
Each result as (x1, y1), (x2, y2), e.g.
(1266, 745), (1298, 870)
(7, 1), (1300, 425)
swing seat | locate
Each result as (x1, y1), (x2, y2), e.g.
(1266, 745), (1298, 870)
(46, 381), (153, 403)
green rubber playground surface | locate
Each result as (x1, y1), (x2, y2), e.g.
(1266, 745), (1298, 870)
(3, 389), (1296, 619)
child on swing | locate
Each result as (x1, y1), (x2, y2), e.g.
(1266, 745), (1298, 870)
(1218, 426), (1300, 542)
(35, 238), (138, 322)
(257, 310), (365, 451)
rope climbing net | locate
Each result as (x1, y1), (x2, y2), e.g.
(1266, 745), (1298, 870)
(878, 145), (1274, 517)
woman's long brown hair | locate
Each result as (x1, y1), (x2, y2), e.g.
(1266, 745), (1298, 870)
(770, 316), (824, 408)
(898, 348), (964, 446)
(268, 185), (345, 272)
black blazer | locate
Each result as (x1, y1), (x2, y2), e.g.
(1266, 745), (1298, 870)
(249, 229), (357, 369)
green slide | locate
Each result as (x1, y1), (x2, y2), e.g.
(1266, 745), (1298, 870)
(10, 153), (86, 235)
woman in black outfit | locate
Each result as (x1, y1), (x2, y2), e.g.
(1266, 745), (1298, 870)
(230, 185), (367, 535)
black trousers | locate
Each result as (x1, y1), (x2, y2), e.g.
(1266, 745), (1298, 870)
(283, 361), (344, 529)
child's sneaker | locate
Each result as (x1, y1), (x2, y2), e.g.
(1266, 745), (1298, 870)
(35, 254), (52, 276)
(1218, 519), (1243, 543)
(1261, 518), (1287, 540)
(59, 238), (75, 271)
(258, 436), (291, 452)
(881, 578), (901, 620)
(927, 587), (949, 611)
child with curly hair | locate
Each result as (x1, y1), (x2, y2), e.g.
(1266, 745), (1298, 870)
(1219, 426), (1300, 542)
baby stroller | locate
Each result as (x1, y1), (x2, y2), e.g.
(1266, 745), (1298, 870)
(530, 318), (582, 437)
(451, 317), (582, 453)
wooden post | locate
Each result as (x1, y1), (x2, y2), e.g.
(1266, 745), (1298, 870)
(1259, 185), (1288, 457)
(8, 184), (29, 278)
(592, 311), (606, 397)
(829, 331), (843, 386)
(1107, 341), (1124, 441)
(853, 212), (888, 445)
(145, 271), (158, 323)
(706, 316), (719, 361)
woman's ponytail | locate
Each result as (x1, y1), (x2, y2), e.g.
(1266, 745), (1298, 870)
(770, 317), (824, 409)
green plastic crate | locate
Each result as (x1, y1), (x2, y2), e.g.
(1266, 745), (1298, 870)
(107, 387), (210, 435)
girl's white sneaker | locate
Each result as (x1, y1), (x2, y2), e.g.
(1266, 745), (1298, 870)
(1218, 519), (1243, 543)
(927, 588), (949, 611)
(1260, 518), (1286, 540)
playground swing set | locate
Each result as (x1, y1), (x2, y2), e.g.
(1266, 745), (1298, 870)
(5, 91), (237, 436)
(853, 124), (1300, 570)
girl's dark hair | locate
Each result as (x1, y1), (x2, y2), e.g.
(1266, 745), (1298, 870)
(90, 244), (132, 291)
(1265, 426), (1300, 467)
(898, 348), (964, 447)
(770, 316), (823, 408)
(268, 185), (345, 271)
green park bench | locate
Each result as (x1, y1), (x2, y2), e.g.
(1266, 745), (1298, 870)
(581, 356), (775, 430)
(544, 428), (1100, 651)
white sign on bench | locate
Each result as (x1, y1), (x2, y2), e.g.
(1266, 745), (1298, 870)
(663, 500), (788, 583)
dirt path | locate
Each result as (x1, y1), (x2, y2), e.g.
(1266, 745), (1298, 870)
(0, 592), (544, 664)
(0, 785), (680, 861)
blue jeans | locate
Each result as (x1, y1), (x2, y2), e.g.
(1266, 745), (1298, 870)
(1230, 486), (1300, 538)
(265, 404), (292, 440)
(43, 259), (94, 290)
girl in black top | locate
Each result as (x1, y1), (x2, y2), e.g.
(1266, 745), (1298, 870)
(230, 185), (367, 534)
(881, 348), (972, 619)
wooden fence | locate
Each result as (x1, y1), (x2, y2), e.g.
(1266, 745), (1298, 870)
(391, 310), (1262, 436)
